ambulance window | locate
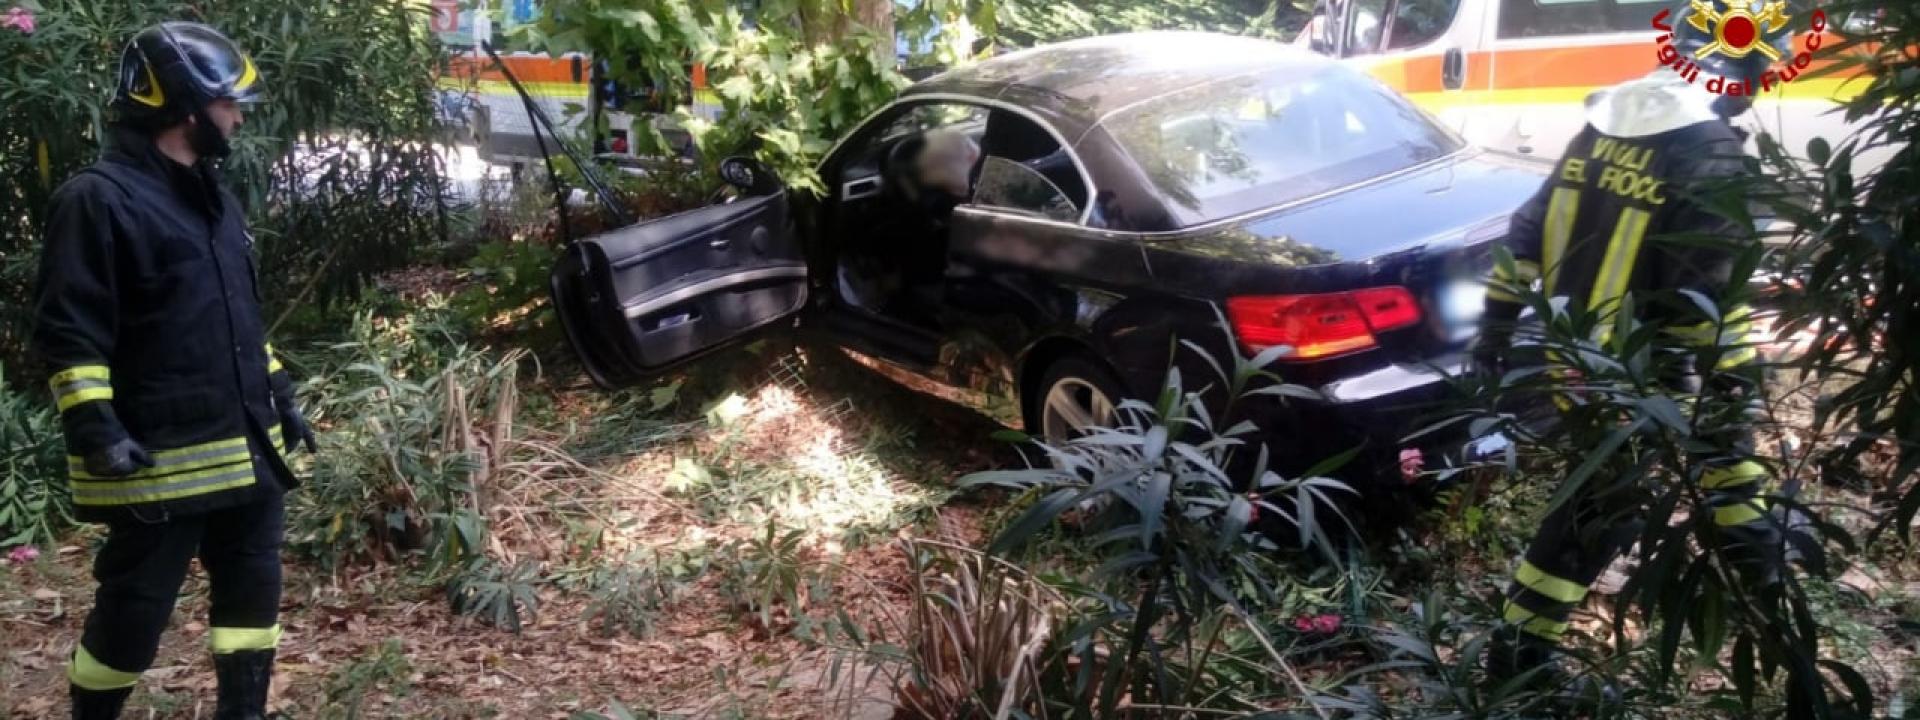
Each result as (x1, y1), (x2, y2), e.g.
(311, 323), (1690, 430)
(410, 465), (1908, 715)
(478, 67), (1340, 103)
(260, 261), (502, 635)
(1343, 0), (1459, 56)
(1498, 0), (1666, 38)
(1384, 0), (1460, 50)
(1344, 0), (1390, 56)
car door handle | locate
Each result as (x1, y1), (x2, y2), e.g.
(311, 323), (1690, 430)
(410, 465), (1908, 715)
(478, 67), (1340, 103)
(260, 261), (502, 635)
(710, 237), (731, 250)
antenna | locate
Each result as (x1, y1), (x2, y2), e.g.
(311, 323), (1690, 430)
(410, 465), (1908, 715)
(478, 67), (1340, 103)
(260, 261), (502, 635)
(480, 40), (634, 239)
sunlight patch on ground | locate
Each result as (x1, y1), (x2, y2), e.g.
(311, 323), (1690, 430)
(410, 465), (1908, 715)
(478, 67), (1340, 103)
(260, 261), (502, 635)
(609, 363), (949, 558)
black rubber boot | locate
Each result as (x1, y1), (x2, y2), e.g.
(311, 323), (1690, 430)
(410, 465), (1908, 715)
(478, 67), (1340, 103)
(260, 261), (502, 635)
(212, 649), (275, 720)
(1484, 626), (1618, 706)
(1485, 625), (1562, 687)
(70, 684), (132, 720)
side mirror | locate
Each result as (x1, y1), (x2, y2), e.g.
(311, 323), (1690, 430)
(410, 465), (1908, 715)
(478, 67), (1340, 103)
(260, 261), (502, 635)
(718, 156), (779, 195)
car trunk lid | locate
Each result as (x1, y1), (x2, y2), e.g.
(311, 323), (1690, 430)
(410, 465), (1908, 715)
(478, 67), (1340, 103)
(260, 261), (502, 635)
(1138, 149), (1547, 367)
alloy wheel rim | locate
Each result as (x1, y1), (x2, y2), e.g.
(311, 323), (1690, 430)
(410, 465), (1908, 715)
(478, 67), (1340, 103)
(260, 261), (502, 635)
(1040, 377), (1116, 445)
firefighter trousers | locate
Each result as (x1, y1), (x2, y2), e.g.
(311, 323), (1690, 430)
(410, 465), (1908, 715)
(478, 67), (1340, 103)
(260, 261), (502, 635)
(66, 490), (284, 692)
(1500, 437), (1778, 644)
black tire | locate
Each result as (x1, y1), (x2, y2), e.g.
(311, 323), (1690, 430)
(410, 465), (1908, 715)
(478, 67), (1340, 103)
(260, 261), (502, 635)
(1028, 354), (1128, 445)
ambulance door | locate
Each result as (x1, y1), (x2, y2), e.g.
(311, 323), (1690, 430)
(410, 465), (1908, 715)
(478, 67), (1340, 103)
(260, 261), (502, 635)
(1483, 0), (1660, 156)
(1335, 0), (1494, 142)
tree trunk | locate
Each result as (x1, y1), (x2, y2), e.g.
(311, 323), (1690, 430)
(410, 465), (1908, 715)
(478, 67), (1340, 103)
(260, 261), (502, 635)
(802, 0), (894, 59)
(853, 0), (895, 53)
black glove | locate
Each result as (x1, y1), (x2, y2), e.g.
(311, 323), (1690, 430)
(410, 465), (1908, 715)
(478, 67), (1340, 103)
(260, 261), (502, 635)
(280, 405), (317, 455)
(85, 437), (154, 478)
(1471, 333), (1510, 379)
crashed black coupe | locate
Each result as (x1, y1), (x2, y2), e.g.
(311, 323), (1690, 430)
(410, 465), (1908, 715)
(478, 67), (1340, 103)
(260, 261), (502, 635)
(550, 31), (1546, 496)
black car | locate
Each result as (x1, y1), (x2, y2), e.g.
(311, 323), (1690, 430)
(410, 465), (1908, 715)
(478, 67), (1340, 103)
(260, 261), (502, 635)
(550, 31), (1547, 498)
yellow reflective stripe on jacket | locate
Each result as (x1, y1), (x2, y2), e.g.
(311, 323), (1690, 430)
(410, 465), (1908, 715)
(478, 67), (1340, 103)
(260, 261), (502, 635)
(1701, 460), (1768, 489)
(1714, 346), (1759, 370)
(1590, 207), (1653, 343)
(69, 462), (256, 506)
(1668, 305), (1756, 343)
(1714, 498), (1770, 527)
(69, 645), (141, 690)
(67, 437), (249, 480)
(1542, 188), (1580, 295)
(1515, 560), (1590, 604)
(49, 365), (113, 411)
(267, 343), (284, 374)
(1488, 259), (1541, 303)
(211, 624), (283, 654)
(1504, 599), (1570, 640)
(1667, 322), (1757, 346)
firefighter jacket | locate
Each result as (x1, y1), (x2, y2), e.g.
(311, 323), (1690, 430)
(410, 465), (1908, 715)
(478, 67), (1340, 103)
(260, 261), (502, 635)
(1484, 73), (1762, 379)
(33, 125), (297, 524)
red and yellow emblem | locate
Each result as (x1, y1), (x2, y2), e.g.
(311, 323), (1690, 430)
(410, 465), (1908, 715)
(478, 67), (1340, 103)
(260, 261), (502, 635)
(1687, 0), (1791, 61)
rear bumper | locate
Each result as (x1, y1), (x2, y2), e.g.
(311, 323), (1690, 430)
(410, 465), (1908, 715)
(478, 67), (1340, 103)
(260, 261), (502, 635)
(1238, 353), (1486, 500)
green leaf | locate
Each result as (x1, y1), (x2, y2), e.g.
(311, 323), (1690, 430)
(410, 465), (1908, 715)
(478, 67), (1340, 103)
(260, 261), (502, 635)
(1820, 659), (1876, 717)
(987, 489), (1081, 555)
(1218, 496), (1252, 550)
(1300, 445), (1363, 480)
(1732, 633), (1756, 712)
(1546, 416), (1646, 515)
(1138, 471), (1170, 550)
(1097, 551), (1158, 579)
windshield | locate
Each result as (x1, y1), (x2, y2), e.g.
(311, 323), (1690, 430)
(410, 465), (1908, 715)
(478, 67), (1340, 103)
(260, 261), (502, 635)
(1105, 64), (1461, 226)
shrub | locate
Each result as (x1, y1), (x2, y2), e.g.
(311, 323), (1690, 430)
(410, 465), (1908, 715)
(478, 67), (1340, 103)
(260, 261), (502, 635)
(289, 308), (523, 571)
(894, 539), (1063, 718)
(448, 238), (562, 341)
(583, 552), (690, 638)
(0, 363), (66, 548)
(956, 340), (1357, 716)
(718, 521), (816, 631)
(317, 638), (414, 719)
(447, 557), (542, 632)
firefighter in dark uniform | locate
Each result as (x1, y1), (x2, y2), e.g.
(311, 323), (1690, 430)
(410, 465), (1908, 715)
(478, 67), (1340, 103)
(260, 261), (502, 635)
(1472, 7), (1789, 686)
(34, 22), (314, 719)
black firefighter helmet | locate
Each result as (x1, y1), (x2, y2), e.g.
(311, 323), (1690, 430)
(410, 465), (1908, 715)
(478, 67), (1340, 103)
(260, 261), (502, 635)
(112, 22), (262, 127)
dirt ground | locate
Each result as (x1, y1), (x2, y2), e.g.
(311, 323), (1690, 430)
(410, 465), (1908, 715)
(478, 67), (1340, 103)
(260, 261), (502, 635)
(0, 344), (1011, 719)
(3, 305), (1915, 717)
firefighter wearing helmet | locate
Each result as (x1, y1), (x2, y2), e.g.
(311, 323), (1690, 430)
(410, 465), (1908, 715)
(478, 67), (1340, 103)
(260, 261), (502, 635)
(36, 22), (313, 719)
(1470, 0), (1798, 699)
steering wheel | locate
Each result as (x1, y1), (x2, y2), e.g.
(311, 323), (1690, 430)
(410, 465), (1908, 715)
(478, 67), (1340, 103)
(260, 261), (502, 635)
(882, 135), (927, 204)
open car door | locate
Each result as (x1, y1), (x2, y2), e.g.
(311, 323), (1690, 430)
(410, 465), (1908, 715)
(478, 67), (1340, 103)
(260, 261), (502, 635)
(552, 158), (807, 389)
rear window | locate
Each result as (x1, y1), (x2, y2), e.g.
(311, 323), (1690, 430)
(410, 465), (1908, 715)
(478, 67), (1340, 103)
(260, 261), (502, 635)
(1105, 65), (1460, 227)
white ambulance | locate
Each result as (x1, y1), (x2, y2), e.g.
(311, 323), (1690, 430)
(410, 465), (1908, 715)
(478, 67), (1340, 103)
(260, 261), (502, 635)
(1298, 0), (1885, 168)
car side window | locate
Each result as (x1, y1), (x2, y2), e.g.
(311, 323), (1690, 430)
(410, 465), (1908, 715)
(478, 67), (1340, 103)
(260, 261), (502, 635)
(973, 157), (1079, 223)
(832, 101), (987, 201)
(1497, 0), (1667, 39)
(972, 109), (1088, 220)
(882, 103), (989, 140)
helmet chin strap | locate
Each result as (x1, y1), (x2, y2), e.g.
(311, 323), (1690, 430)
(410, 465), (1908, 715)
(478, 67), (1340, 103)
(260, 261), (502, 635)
(188, 105), (232, 160)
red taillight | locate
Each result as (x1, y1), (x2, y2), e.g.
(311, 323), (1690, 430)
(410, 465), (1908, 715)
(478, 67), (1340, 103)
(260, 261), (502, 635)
(1226, 286), (1421, 360)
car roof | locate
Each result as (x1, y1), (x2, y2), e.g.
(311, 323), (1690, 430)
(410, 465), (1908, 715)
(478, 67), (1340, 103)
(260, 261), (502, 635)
(902, 31), (1333, 141)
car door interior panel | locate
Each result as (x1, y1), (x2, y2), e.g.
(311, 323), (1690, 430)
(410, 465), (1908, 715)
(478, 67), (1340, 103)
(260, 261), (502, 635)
(551, 191), (805, 388)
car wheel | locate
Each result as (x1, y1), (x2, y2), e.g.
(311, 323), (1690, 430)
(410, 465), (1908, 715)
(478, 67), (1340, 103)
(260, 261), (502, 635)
(1033, 355), (1124, 446)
